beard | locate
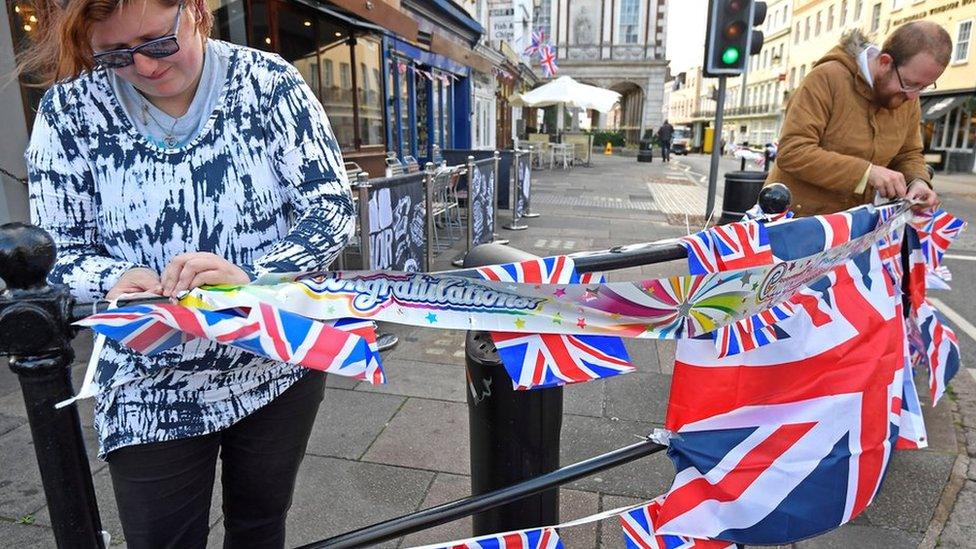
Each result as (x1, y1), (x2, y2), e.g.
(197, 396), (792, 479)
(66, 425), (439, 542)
(873, 73), (909, 110)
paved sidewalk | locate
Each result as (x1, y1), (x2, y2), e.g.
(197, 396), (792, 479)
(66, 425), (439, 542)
(0, 155), (972, 548)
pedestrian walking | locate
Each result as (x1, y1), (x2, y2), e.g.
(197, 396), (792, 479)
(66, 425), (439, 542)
(20, 0), (355, 547)
(657, 120), (674, 162)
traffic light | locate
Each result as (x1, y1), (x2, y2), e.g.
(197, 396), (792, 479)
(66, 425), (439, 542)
(703, 0), (767, 77)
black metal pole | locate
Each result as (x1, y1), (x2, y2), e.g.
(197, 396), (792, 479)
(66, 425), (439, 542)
(299, 439), (665, 549)
(461, 244), (562, 537)
(706, 76), (727, 221)
(0, 223), (105, 549)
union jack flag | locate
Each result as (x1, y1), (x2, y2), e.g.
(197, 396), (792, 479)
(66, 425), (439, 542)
(914, 209), (967, 271)
(524, 29), (546, 56)
(620, 497), (736, 549)
(896, 355), (928, 450)
(476, 257), (633, 389)
(413, 527), (563, 549)
(680, 219), (774, 275)
(78, 303), (385, 383)
(656, 248), (905, 544)
(913, 300), (961, 405)
(540, 45), (558, 77)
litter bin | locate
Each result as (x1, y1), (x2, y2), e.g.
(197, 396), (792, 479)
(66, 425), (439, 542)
(719, 170), (768, 224)
(637, 140), (654, 163)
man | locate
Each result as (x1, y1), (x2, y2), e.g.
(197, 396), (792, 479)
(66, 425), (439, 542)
(767, 22), (946, 216)
(658, 120), (674, 162)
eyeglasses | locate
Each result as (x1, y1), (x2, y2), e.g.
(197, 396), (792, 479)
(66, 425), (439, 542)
(893, 63), (937, 94)
(93, 3), (183, 69)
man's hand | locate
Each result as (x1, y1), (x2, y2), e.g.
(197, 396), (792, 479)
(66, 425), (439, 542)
(160, 253), (251, 297)
(867, 165), (908, 199)
(907, 179), (939, 211)
(106, 268), (162, 300)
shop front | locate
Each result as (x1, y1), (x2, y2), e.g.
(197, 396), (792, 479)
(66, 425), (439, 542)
(921, 92), (976, 174)
(386, 38), (470, 163)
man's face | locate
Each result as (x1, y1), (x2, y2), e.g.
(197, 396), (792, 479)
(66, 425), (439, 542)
(874, 52), (945, 109)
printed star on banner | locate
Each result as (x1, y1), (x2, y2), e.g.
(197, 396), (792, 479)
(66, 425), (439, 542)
(515, 318), (527, 329)
(577, 317), (587, 328)
(553, 288), (567, 297)
(425, 312), (438, 324)
(552, 313), (563, 324)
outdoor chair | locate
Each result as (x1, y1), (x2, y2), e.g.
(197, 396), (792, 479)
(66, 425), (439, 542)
(429, 166), (463, 251)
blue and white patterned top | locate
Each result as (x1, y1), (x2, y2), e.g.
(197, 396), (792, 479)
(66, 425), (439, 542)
(26, 40), (355, 458)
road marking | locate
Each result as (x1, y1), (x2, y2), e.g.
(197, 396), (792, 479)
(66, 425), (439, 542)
(927, 297), (976, 344)
(943, 254), (976, 261)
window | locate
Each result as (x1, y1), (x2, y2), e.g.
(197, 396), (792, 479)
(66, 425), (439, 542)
(800, 64), (807, 80)
(795, 22), (801, 44)
(827, 6), (834, 31)
(891, 0), (903, 9)
(805, 16), (810, 40)
(841, 0), (848, 26)
(954, 20), (972, 63)
(855, 0), (863, 20)
(355, 38), (384, 146)
(534, 0), (552, 44)
(816, 11), (822, 36)
(620, 0), (641, 44)
(789, 67), (796, 88)
(871, 3), (881, 32)
(340, 63), (351, 89)
(323, 59), (334, 87)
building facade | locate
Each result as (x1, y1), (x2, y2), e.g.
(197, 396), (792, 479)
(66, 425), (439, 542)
(534, 0), (669, 143)
(665, 0), (976, 174)
(1, 0), (545, 222)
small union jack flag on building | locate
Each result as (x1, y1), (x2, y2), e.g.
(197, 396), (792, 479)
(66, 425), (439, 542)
(540, 44), (558, 77)
(524, 29), (546, 56)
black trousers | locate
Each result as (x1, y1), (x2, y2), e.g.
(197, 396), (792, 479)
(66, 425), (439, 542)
(107, 371), (326, 549)
(661, 142), (672, 162)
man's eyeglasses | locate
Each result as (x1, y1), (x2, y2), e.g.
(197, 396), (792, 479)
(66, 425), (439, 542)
(93, 3), (183, 69)
(893, 63), (937, 94)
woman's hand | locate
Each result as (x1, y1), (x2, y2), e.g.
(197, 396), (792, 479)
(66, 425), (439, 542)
(160, 252), (251, 297)
(107, 268), (163, 300)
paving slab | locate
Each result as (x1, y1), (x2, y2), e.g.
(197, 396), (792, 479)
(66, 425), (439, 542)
(0, 519), (57, 548)
(563, 377), (605, 418)
(939, 480), (976, 548)
(390, 328), (468, 367)
(305, 388), (405, 460)
(795, 524), (922, 548)
(622, 338), (661, 375)
(0, 422), (104, 520)
(285, 455), (434, 548)
(356, 358), (467, 403)
(861, 449), (956, 533)
(363, 398), (471, 475)
(604, 372), (671, 424)
(598, 494), (644, 548)
(559, 415), (673, 499)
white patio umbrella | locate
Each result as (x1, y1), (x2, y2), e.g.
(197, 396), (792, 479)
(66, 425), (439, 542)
(509, 76), (620, 131)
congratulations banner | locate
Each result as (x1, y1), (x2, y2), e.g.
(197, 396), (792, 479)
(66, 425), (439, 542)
(187, 204), (908, 341)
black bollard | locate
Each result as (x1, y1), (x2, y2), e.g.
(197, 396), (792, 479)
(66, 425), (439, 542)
(718, 171), (769, 224)
(463, 244), (563, 536)
(0, 223), (105, 548)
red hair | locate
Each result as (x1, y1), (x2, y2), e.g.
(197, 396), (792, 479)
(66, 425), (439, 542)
(18, 0), (213, 86)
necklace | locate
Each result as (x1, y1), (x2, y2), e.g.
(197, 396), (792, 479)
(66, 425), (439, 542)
(141, 102), (181, 148)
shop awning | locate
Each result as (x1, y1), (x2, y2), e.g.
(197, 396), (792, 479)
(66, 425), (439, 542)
(318, 0), (419, 42)
(920, 95), (970, 121)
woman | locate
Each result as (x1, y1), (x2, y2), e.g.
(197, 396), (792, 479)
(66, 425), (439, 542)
(22, 0), (355, 546)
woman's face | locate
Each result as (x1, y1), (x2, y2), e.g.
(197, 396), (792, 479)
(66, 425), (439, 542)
(90, 0), (204, 101)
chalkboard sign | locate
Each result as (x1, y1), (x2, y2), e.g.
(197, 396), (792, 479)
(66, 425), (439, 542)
(367, 174), (427, 272)
(469, 159), (496, 246)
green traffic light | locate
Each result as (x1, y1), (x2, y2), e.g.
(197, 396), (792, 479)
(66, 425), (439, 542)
(722, 47), (741, 65)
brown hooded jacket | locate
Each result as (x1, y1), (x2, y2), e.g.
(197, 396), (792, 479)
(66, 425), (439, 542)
(765, 30), (930, 216)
